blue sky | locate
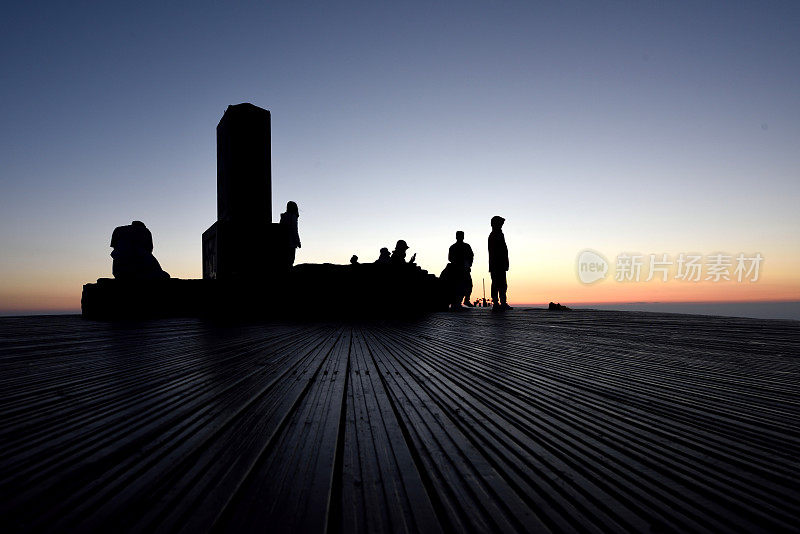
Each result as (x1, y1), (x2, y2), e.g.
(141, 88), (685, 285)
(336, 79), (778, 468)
(1, 1), (798, 311)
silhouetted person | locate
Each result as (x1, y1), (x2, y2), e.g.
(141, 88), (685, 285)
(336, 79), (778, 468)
(110, 221), (169, 280)
(391, 240), (416, 265)
(448, 230), (474, 307)
(488, 216), (511, 311)
(350, 255), (359, 265)
(280, 201), (301, 268)
(375, 247), (391, 264)
(439, 262), (464, 311)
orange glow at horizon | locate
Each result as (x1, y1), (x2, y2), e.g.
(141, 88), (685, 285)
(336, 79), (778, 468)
(505, 262), (800, 305)
(3, 281), (799, 314)
(498, 243), (800, 305)
(505, 279), (800, 305)
(2, 247), (799, 313)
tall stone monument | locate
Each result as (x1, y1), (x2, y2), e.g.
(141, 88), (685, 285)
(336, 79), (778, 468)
(203, 103), (275, 280)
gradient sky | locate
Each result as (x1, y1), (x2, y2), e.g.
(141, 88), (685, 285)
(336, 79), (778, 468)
(1, 1), (799, 313)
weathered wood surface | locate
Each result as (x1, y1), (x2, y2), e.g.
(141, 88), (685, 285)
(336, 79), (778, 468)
(0, 310), (798, 533)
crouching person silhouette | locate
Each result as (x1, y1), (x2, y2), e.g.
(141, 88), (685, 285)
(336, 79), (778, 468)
(110, 221), (170, 280)
(375, 247), (391, 264)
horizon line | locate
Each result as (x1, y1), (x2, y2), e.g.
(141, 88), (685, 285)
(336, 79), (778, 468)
(2, 298), (800, 317)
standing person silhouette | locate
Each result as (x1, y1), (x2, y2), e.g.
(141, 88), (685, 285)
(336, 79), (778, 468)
(448, 231), (474, 307)
(488, 216), (512, 311)
(280, 201), (301, 268)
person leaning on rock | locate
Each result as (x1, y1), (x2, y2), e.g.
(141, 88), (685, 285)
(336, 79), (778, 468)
(279, 201), (301, 268)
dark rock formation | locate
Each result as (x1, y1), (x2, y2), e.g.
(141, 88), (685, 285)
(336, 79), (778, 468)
(110, 221), (169, 280)
(82, 263), (448, 319)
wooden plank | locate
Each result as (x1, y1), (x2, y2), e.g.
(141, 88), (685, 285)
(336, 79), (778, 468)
(0, 320), (336, 530)
(81, 326), (341, 532)
(338, 326), (440, 533)
(363, 327), (544, 533)
(216, 328), (351, 532)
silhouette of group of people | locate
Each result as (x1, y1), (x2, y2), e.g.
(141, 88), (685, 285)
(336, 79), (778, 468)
(278, 201), (420, 273)
(441, 216), (511, 312)
(362, 215), (511, 312)
(371, 242), (416, 266)
(114, 201), (511, 311)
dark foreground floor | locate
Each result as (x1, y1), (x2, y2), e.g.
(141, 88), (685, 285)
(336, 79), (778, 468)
(0, 310), (798, 533)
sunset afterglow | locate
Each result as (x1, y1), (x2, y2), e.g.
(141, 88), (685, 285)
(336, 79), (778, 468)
(1, 2), (798, 315)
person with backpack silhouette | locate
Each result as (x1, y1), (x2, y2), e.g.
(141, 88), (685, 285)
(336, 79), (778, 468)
(448, 230), (474, 308)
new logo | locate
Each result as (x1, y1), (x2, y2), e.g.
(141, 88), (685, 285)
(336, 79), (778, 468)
(577, 249), (609, 284)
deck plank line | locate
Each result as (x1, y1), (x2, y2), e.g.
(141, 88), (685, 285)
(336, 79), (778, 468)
(214, 328), (350, 533)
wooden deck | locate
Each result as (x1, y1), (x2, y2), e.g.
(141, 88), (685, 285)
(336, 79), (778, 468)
(1, 310), (798, 533)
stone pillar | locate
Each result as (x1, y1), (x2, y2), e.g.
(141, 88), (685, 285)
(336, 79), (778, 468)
(216, 103), (271, 225)
(203, 103), (274, 280)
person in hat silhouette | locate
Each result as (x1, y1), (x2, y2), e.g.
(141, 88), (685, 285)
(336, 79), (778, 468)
(391, 239), (416, 265)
